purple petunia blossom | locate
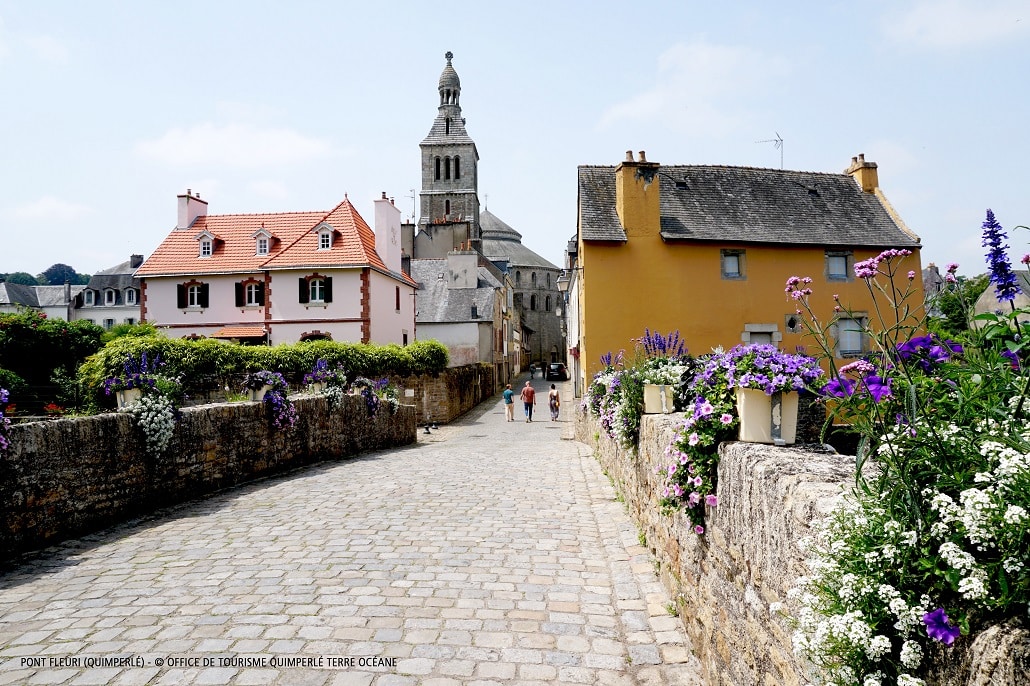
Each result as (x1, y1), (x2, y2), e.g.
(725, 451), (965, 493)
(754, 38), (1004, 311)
(720, 413), (733, 424)
(923, 608), (961, 645)
(821, 377), (857, 398)
(863, 375), (892, 403)
(705, 494), (719, 506)
(694, 525), (705, 535)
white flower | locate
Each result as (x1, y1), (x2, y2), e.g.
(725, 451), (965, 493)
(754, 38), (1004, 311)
(899, 640), (922, 669)
(897, 674), (925, 686)
(958, 568), (989, 600)
(1004, 505), (1028, 525)
(866, 635), (891, 659)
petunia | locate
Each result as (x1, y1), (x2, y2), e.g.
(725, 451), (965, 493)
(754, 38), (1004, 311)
(720, 413), (733, 424)
(923, 608), (961, 645)
(705, 494), (719, 506)
(694, 525), (705, 535)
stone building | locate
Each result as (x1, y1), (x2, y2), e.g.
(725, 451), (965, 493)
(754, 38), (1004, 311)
(480, 209), (562, 368)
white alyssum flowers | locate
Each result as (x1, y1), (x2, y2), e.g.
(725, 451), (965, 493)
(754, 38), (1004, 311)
(122, 393), (176, 455)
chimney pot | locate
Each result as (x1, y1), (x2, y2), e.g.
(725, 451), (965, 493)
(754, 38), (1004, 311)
(625, 150), (634, 162)
(851, 156), (858, 165)
(858, 153), (865, 163)
(639, 151), (647, 162)
(382, 191), (387, 199)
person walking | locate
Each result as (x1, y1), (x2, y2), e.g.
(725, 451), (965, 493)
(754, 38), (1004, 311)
(548, 384), (561, 421)
(520, 380), (536, 422)
(502, 383), (515, 422)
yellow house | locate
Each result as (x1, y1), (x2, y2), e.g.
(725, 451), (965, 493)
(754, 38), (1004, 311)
(570, 151), (923, 389)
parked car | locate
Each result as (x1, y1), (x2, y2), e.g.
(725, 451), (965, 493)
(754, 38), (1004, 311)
(546, 363), (569, 381)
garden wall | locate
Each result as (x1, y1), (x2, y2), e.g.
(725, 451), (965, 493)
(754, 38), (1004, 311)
(575, 408), (1030, 686)
(0, 394), (415, 562)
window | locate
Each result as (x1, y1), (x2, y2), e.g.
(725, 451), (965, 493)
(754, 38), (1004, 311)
(435, 157), (441, 180)
(104, 319), (115, 330)
(104, 289), (116, 306)
(454, 156), (460, 179)
(721, 249), (745, 279)
(188, 284), (203, 307)
(298, 275), (332, 304)
(402, 331), (409, 345)
(827, 251), (852, 280)
(83, 290), (94, 306)
(837, 318), (866, 357)
(515, 271), (521, 285)
(531, 294), (537, 310)
(445, 200), (451, 216)
(125, 289), (136, 305)
(256, 237), (269, 255)
(200, 239), (212, 257)
(246, 283), (262, 306)
(445, 157), (451, 180)
(743, 323), (780, 345)
(318, 230), (331, 250)
(750, 332), (773, 345)
(395, 286), (401, 311)
(125, 317), (135, 326)
(546, 295), (551, 312)
(177, 281), (209, 309)
(531, 272), (537, 286)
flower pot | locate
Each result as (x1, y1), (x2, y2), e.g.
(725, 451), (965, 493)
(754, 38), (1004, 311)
(116, 388), (142, 408)
(643, 384), (674, 414)
(308, 382), (326, 394)
(735, 388), (798, 445)
(250, 384), (274, 402)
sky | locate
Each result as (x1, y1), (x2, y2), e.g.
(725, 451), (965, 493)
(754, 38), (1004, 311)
(1, 0), (1028, 280)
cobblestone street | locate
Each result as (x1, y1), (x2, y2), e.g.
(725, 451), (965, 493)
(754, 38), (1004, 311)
(0, 379), (703, 685)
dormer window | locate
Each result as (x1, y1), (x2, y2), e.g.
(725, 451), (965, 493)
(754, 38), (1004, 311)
(200, 239), (212, 257)
(256, 237), (269, 255)
(83, 290), (94, 306)
(319, 230), (331, 250)
(125, 289), (137, 306)
(252, 228), (275, 256)
(104, 289), (116, 306)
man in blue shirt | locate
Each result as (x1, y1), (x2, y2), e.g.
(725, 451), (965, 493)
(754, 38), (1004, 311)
(502, 384), (515, 422)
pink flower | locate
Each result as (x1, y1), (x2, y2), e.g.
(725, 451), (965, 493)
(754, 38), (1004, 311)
(693, 476), (703, 487)
(689, 492), (701, 505)
(945, 262), (959, 273)
(1023, 254), (1030, 266)
(705, 494), (719, 506)
(698, 401), (714, 416)
(907, 270), (916, 280)
(694, 525), (705, 535)
(720, 413), (733, 424)
(945, 273), (957, 284)
(688, 432), (700, 446)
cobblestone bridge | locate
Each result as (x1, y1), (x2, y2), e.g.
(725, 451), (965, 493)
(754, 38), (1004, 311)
(0, 378), (704, 685)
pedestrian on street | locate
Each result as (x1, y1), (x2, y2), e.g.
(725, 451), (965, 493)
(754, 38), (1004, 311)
(548, 384), (561, 421)
(520, 380), (536, 422)
(502, 383), (515, 422)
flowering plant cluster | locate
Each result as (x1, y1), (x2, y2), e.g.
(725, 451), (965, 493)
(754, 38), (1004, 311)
(0, 388), (11, 457)
(351, 377), (399, 417)
(121, 393), (176, 455)
(584, 331), (693, 449)
(658, 344), (822, 534)
(245, 370), (298, 430)
(785, 210), (1030, 686)
(303, 358), (339, 386)
(102, 352), (163, 395)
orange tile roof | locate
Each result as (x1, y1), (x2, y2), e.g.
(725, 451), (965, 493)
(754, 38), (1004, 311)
(210, 325), (266, 339)
(137, 197), (416, 286)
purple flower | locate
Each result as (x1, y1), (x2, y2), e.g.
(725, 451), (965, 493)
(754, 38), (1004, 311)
(705, 494), (719, 506)
(821, 377), (857, 398)
(693, 525), (705, 535)
(982, 209), (1021, 303)
(923, 608), (961, 645)
(863, 375), (892, 403)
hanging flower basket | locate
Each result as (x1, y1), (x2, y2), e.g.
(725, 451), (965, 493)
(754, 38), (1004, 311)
(643, 383), (674, 414)
(734, 388), (798, 445)
(116, 387), (142, 408)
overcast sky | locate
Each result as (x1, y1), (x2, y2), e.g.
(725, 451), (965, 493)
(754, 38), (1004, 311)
(1, 0), (1028, 280)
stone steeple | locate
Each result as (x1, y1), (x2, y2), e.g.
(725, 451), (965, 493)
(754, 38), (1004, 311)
(419, 51), (481, 246)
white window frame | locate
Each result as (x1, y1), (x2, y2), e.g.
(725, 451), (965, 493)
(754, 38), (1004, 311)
(246, 282), (262, 306)
(318, 230), (331, 250)
(256, 237), (269, 256)
(200, 239), (213, 257)
(187, 284), (203, 308)
(309, 278), (326, 303)
(84, 290), (94, 306)
(827, 251), (851, 281)
(721, 249), (746, 280)
(104, 289), (116, 306)
(125, 289), (136, 305)
(103, 318), (115, 330)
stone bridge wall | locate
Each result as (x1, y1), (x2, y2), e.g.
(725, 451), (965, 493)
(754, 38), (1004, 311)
(575, 407), (1029, 686)
(1, 394), (415, 562)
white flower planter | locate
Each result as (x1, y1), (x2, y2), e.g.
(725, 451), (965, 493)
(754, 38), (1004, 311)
(308, 382), (326, 394)
(250, 384), (274, 402)
(735, 388), (799, 445)
(643, 384), (674, 414)
(116, 388), (141, 408)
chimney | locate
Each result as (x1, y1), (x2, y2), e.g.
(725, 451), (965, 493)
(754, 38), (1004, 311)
(374, 192), (404, 273)
(846, 153), (879, 194)
(176, 189), (208, 230)
(130, 254), (144, 269)
(447, 250), (479, 289)
(615, 150), (661, 237)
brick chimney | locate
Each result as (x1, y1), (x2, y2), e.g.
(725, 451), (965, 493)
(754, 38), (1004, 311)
(615, 150), (661, 237)
(176, 189), (208, 230)
(130, 254), (144, 269)
(846, 153), (879, 194)
(374, 192), (403, 274)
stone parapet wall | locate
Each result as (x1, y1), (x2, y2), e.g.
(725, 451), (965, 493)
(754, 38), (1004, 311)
(575, 406), (1029, 685)
(397, 363), (497, 425)
(1, 394), (415, 562)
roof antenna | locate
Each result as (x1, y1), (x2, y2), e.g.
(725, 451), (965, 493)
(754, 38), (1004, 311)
(756, 132), (784, 169)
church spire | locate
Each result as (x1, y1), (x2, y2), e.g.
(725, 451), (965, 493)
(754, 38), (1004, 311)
(438, 51), (460, 109)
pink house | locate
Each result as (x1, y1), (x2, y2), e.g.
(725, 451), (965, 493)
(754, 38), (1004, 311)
(135, 190), (416, 345)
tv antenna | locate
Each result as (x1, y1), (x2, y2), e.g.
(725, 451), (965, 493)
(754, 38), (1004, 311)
(756, 132), (784, 169)
(408, 189), (416, 224)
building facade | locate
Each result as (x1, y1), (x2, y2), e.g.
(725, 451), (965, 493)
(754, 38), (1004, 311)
(570, 150), (924, 389)
(73, 255), (143, 329)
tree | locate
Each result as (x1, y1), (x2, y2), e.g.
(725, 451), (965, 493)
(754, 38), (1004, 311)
(1, 272), (39, 285)
(38, 263), (89, 285)
(930, 273), (990, 337)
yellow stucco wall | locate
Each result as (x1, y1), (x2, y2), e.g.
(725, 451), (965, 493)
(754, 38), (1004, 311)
(577, 234), (924, 381)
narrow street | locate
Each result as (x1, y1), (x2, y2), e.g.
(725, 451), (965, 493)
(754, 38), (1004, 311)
(0, 377), (703, 685)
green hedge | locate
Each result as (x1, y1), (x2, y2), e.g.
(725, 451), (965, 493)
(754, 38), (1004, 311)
(77, 336), (450, 409)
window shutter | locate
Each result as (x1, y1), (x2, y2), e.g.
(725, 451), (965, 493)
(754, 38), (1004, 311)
(199, 283), (210, 309)
(235, 282), (244, 307)
(257, 283), (265, 306)
(299, 277), (309, 303)
(177, 284), (187, 309)
(323, 277), (333, 303)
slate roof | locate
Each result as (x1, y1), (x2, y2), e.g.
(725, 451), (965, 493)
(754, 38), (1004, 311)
(0, 282), (39, 307)
(88, 258), (141, 291)
(410, 259), (497, 324)
(578, 164), (920, 249)
(36, 285), (85, 307)
(136, 198), (415, 287)
(480, 209), (560, 271)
